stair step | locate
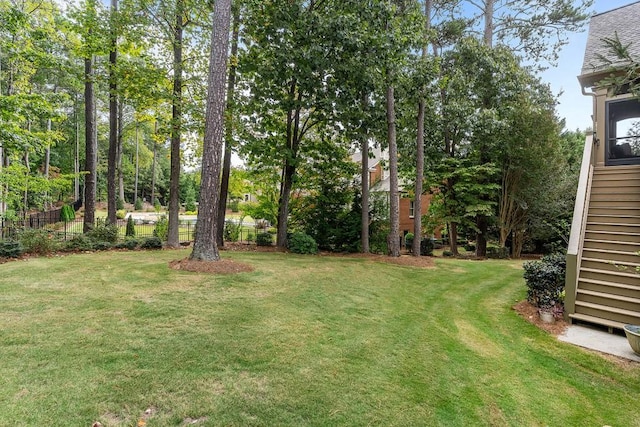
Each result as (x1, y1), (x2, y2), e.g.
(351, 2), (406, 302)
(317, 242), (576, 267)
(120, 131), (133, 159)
(589, 201), (640, 210)
(585, 230), (640, 243)
(583, 239), (640, 251)
(582, 257), (640, 269)
(587, 214), (640, 223)
(577, 289), (640, 304)
(594, 165), (640, 174)
(578, 278), (640, 298)
(587, 222), (640, 228)
(568, 313), (626, 330)
(579, 267), (640, 287)
(582, 248), (640, 264)
(575, 300), (640, 318)
(588, 207), (640, 216)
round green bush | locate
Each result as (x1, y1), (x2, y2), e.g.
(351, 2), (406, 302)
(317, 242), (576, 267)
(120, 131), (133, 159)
(134, 198), (143, 211)
(141, 236), (163, 250)
(60, 205), (75, 222)
(256, 232), (273, 246)
(288, 232), (318, 255)
(0, 240), (23, 258)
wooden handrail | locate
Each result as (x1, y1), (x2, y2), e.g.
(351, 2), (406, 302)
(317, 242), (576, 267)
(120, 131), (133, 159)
(565, 135), (595, 320)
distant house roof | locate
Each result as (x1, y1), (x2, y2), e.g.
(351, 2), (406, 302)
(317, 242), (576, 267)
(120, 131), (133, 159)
(580, 1), (640, 87)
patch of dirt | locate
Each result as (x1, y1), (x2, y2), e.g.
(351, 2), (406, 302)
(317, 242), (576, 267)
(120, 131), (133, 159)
(513, 300), (568, 336)
(328, 252), (435, 268)
(169, 258), (254, 274)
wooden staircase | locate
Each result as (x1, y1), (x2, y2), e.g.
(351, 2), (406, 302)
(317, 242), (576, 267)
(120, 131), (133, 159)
(570, 165), (640, 330)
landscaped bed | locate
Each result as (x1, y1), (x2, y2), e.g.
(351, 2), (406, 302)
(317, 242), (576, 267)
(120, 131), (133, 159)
(0, 250), (638, 426)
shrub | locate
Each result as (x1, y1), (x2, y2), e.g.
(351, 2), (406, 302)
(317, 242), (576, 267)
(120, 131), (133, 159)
(60, 205), (75, 222)
(116, 209), (126, 220)
(115, 238), (139, 250)
(256, 232), (273, 246)
(93, 241), (112, 251)
(140, 236), (163, 249)
(523, 253), (566, 312)
(487, 246), (510, 259)
(229, 199), (240, 212)
(288, 232), (318, 254)
(19, 229), (59, 255)
(464, 243), (476, 252)
(185, 199), (197, 212)
(247, 232), (255, 242)
(63, 235), (94, 252)
(223, 220), (240, 242)
(134, 198), (143, 211)
(442, 250), (454, 257)
(116, 197), (125, 210)
(126, 216), (136, 237)
(153, 215), (168, 241)
(0, 240), (23, 258)
(420, 238), (434, 256)
(154, 198), (162, 212)
(405, 233), (414, 250)
(86, 222), (119, 243)
(267, 227), (277, 235)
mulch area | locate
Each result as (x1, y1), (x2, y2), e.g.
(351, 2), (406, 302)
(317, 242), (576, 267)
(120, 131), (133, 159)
(512, 300), (568, 336)
(168, 244), (435, 274)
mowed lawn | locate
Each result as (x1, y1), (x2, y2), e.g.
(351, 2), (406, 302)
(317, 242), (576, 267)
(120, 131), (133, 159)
(0, 251), (638, 426)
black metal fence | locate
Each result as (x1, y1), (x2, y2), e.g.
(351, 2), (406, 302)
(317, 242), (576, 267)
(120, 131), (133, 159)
(0, 216), (268, 245)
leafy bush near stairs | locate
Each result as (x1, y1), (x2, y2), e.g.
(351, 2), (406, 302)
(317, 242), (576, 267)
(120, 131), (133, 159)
(523, 253), (566, 311)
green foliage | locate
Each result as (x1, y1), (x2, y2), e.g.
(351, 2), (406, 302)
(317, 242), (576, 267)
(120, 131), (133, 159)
(140, 237), (163, 250)
(116, 197), (125, 210)
(247, 232), (255, 242)
(443, 250), (454, 257)
(154, 198), (162, 213)
(487, 246), (510, 259)
(18, 229), (59, 255)
(523, 253), (566, 310)
(420, 238), (434, 256)
(223, 220), (240, 242)
(116, 209), (126, 220)
(63, 235), (94, 252)
(153, 216), (168, 241)
(256, 232), (273, 247)
(93, 241), (112, 251)
(114, 239), (139, 250)
(125, 216), (136, 237)
(405, 232), (414, 250)
(287, 232), (318, 255)
(86, 222), (119, 244)
(0, 240), (23, 258)
(60, 205), (75, 222)
(134, 198), (143, 211)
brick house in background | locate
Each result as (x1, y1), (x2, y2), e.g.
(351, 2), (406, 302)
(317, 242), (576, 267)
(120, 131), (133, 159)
(352, 146), (437, 244)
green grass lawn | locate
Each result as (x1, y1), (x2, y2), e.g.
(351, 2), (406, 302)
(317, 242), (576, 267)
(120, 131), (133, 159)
(0, 251), (638, 426)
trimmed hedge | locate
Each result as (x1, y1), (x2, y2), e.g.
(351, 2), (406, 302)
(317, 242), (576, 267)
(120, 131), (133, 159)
(523, 253), (566, 310)
(288, 232), (318, 254)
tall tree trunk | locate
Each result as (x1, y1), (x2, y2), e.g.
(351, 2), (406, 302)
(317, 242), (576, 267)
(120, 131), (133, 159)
(44, 118), (51, 209)
(386, 83), (400, 257)
(167, 0), (184, 248)
(413, 0), (431, 256)
(484, 0), (494, 47)
(74, 93), (80, 202)
(83, 55), (97, 233)
(117, 99), (125, 203)
(475, 0), (495, 257)
(107, 0), (118, 225)
(275, 82), (300, 249)
(216, 5), (240, 247)
(150, 121), (158, 207)
(360, 92), (370, 254)
(190, 0), (232, 261)
(134, 121), (139, 206)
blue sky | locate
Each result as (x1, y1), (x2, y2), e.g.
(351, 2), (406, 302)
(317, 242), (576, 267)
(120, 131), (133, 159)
(541, 0), (638, 131)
